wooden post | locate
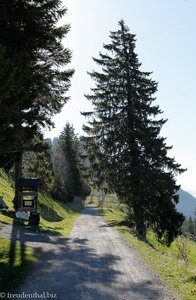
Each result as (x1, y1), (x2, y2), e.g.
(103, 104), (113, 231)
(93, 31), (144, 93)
(102, 189), (105, 211)
(13, 152), (23, 210)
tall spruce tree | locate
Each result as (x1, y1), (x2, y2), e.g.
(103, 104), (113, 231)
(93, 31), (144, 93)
(0, 0), (74, 168)
(82, 20), (185, 245)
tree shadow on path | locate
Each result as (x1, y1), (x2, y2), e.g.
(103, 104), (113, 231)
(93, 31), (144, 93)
(15, 236), (165, 300)
(7, 206), (169, 300)
(0, 220), (44, 294)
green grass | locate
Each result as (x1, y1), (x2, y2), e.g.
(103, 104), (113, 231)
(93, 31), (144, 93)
(38, 193), (82, 236)
(0, 171), (15, 224)
(0, 169), (83, 294)
(0, 169), (82, 236)
(98, 200), (196, 300)
(0, 236), (39, 295)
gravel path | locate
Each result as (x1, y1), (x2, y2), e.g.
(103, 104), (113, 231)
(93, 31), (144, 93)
(0, 206), (177, 300)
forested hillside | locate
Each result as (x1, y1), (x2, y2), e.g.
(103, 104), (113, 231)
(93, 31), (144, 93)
(178, 189), (196, 218)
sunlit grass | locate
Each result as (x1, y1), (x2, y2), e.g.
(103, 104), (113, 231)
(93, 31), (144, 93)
(99, 200), (196, 300)
(0, 236), (38, 293)
(0, 171), (15, 225)
(0, 169), (82, 236)
(0, 169), (83, 293)
(38, 193), (82, 236)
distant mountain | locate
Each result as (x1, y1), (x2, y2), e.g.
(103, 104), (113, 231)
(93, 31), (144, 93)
(177, 189), (196, 219)
(187, 190), (196, 198)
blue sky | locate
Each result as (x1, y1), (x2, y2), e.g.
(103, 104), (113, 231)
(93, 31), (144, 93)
(45, 0), (196, 192)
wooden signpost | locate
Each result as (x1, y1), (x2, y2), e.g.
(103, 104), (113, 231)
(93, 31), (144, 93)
(15, 178), (40, 225)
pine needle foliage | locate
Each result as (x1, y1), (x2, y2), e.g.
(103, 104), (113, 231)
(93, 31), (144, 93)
(82, 20), (185, 245)
(0, 0), (74, 167)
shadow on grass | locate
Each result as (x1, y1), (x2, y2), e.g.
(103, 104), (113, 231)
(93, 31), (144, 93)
(186, 276), (196, 284)
(39, 203), (63, 222)
(0, 220), (43, 294)
(56, 200), (83, 214)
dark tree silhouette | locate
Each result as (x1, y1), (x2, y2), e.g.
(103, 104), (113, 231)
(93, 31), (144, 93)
(82, 20), (185, 245)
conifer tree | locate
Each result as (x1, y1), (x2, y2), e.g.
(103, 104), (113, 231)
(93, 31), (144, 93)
(52, 123), (83, 201)
(0, 0), (74, 167)
(82, 20), (185, 245)
(23, 138), (55, 193)
(52, 137), (68, 200)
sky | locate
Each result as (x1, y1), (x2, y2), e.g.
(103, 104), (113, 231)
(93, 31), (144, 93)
(45, 0), (196, 193)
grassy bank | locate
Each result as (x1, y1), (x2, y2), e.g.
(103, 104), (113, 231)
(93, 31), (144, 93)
(0, 169), (83, 294)
(98, 201), (196, 300)
(0, 191), (82, 236)
(38, 193), (82, 236)
(0, 236), (38, 295)
(0, 169), (82, 235)
(0, 170), (15, 225)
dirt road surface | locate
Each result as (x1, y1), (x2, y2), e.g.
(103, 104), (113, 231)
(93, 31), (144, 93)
(0, 206), (177, 300)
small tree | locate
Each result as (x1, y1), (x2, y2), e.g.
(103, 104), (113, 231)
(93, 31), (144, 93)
(52, 123), (85, 202)
(176, 235), (190, 266)
(80, 137), (109, 208)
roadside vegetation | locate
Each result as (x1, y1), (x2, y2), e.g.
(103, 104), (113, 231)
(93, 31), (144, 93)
(0, 170), (83, 294)
(0, 170), (82, 235)
(93, 198), (196, 300)
(0, 236), (38, 294)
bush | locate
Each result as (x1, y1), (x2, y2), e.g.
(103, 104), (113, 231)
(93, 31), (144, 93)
(176, 234), (190, 265)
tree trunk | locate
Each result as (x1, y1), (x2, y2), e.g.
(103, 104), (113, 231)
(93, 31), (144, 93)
(101, 189), (106, 211)
(13, 152), (23, 211)
(132, 205), (147, 239)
